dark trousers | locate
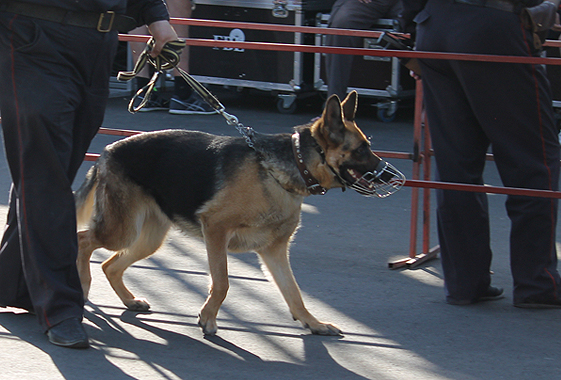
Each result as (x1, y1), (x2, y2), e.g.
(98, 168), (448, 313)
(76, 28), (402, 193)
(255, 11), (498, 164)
(416, 1), (561, 302)
(325, 0), (402, 99)
(0, 13), (118, 331)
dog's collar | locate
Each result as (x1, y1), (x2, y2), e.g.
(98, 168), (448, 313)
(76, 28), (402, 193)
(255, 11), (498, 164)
(291, 132), (327, 195)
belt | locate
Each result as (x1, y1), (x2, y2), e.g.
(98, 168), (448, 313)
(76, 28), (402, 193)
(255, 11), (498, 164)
(453, 0), (520, 12)
(0, 1), (137, 32)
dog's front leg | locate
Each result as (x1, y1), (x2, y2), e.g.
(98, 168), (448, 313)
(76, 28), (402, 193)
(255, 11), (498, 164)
(198, 226), (230, 336)
(258, 242), (342, 336)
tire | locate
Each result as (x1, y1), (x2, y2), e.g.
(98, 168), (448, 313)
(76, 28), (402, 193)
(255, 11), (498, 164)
(377, 107), (397, 122)
(276, 98), (297, 114)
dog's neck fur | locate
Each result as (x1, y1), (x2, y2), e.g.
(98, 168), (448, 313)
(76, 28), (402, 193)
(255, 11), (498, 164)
(251, 124), (328, 196)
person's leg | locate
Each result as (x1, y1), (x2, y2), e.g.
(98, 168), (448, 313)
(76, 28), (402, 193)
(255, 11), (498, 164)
(167, 0), (217, 115)
(418, 2), (561, 305)
(415, 3), (498, 303)
(0, 189), (33, 311)
(462, 57), (561, 305)
(325, 0), (400, 98)
(167, 0), (191, 99)
(431, 6), (561, 306)
(325, 0), (357, 99)
(0, 15), (118, 338)
(467, 60), (560, 306)
(420, 58), (494, 303)
(0, 17), (85, 331)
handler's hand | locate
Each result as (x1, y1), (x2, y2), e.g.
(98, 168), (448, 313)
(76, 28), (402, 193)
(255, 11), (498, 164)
(147, 20), (179, 57)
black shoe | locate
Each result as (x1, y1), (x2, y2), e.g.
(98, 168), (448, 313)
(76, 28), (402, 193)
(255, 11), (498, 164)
(47, 317), (89, 349)
(477, 286), (505, 302)
(514, 294), (561, 309)
(447, 286), (504, 305)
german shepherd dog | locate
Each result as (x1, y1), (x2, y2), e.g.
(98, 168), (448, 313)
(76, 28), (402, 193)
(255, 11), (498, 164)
(75, 91), (404, 336)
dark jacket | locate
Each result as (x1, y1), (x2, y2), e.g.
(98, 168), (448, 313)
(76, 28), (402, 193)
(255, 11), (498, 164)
(399, 0), (544, 35)
(0, 0), (169, 27)
(399, 0), (427, 35)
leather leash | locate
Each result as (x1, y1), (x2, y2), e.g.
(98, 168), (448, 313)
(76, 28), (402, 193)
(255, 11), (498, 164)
(118, 38), (255, 148)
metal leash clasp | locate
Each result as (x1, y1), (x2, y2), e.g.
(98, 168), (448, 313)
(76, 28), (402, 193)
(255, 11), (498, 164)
(218, 109), (239, 126)
(218, 109), (255, 149)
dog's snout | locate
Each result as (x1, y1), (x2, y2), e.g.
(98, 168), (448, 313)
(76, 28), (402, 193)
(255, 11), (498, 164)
(377, 164), (397, 183)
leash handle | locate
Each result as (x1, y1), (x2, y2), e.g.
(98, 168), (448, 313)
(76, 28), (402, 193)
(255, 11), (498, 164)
(118, 38), (187, 113)
(126, 71), (159, 113)
(118, 37), (226, 114)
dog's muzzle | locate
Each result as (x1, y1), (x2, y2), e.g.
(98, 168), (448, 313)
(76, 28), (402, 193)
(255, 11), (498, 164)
(347, 160), (406, 198)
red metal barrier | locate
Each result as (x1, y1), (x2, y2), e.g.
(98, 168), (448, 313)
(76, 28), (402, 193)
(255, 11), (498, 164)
(122, 32), (561, 66)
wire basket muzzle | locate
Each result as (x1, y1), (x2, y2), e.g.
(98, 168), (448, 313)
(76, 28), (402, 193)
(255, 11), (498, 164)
(348, 161), (406, 198)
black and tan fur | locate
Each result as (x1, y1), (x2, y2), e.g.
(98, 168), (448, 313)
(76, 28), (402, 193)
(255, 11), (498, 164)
(75, 91), (383, 336)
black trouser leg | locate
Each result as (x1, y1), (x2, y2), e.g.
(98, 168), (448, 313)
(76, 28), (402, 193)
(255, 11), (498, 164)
(0, 14), (117, 331)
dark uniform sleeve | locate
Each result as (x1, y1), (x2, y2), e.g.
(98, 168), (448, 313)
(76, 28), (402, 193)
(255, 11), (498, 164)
(399, 0), (427, 36)
(126, 0), (170, 28)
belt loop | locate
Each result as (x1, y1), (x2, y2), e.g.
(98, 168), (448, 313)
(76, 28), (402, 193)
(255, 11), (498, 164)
(97, 10), (115, 32)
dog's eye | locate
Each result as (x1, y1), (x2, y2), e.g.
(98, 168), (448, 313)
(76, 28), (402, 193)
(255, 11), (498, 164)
(352, 144), (371, 160)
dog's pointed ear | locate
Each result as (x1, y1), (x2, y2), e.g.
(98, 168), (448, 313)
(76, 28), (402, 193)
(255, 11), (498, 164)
(321, 94), (346, 145)
(341, 91), (358, 122)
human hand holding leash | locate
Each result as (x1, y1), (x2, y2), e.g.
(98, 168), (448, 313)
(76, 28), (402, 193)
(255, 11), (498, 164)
(147, 20), (179, 57)
(118, 27), (188, 113)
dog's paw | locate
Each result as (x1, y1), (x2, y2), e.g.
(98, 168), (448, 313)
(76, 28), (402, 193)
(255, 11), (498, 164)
(308, 322), (342, 336)
(125, 298), (151, 311)
(197, 314), (218, 336)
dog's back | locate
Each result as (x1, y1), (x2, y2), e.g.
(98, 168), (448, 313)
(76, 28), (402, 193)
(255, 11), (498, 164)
(76, 129), (256, 229)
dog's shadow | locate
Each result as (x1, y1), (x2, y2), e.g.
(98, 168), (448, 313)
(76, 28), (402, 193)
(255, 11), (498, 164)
(0, 305), (367, 379)
(109, 309), (367, 379)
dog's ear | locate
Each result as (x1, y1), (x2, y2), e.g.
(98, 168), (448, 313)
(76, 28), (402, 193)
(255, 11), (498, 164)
(341, 91), (358, 122)
(321, 94), (346, 145)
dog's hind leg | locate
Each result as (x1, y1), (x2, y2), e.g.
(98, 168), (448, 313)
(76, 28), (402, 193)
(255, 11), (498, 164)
(77, 230), (103, 301)
(102, 213), (171, 311)
(258, 241), (342, 336)
(198, 224), (231, 336)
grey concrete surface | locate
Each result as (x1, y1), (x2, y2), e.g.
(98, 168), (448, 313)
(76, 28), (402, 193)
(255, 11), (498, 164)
(0, 88), (560, 380)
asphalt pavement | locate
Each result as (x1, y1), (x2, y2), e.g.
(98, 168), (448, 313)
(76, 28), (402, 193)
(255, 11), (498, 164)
(0, 87), (560, 380)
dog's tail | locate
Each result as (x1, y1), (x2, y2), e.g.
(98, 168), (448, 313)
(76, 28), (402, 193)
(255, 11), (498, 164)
(75, 163), (99, 229)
